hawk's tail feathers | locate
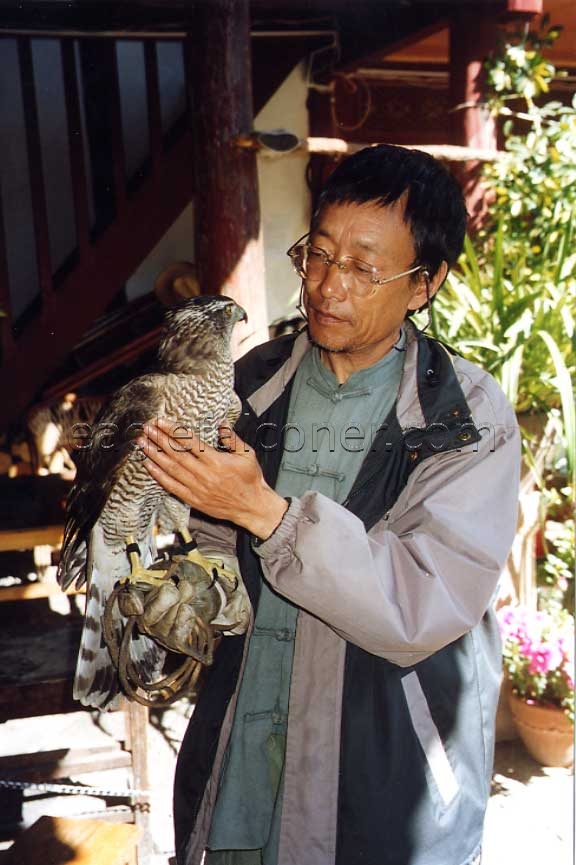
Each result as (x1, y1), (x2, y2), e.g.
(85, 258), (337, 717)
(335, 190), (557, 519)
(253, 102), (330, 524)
(74, 580), (121, 709)
(74, 579), (166, 711)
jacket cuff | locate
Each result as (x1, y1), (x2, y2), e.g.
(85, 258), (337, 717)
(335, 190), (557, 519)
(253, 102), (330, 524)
(251, 496), (303, 557)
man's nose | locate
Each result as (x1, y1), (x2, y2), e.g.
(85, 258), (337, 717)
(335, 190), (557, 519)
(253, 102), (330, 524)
(317, 261), (348, 300)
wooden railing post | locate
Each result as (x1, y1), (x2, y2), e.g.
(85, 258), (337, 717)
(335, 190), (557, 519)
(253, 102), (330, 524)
(0, 183), (16, 363)
(61, 38), (92, 258)
(18, 36), (54, 306)
(187, 0), (268, 356)
(144, 41), (163, 171)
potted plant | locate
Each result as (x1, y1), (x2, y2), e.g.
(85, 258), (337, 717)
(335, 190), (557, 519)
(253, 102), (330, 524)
(496, 603), (574, 767)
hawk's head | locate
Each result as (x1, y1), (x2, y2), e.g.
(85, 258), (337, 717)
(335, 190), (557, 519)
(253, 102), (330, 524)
(158, 295), (247, 373)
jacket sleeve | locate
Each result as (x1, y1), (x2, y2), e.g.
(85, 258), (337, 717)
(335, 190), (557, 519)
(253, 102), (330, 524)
(186, 513), (238, 558)
(253, 379), (521, 665)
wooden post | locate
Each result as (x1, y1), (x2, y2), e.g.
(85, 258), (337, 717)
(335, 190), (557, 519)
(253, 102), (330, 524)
(449, 11), (498, 228)
(125, 701), (153, 865)
(187, 0), (268, 357)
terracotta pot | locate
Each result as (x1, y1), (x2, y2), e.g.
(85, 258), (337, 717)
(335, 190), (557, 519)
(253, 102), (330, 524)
(508, 691), (574, 768)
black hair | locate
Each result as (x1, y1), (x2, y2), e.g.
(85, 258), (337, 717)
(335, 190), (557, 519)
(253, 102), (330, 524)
(313, 144), (468, 280)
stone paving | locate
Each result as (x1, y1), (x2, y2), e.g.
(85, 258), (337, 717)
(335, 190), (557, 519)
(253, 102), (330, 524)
(0, 702), (573, 864)
(484, 739), (573, 865)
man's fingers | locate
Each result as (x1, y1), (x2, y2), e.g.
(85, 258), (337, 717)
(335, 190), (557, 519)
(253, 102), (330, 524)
(144, 417), (222, 461)
(144, 419), (199, 458)
(144, 457), (197, 504)
(217, 424), (253, 457)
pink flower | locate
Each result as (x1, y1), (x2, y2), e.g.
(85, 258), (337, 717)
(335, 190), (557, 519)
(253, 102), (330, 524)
(527, 644), (562, 675)
(526, 646), (551, 676)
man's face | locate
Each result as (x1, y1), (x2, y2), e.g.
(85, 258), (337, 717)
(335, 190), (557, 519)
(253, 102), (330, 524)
(303, 200), (429, 376)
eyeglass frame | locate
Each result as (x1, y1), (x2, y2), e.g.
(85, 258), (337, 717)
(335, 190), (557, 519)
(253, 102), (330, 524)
(286, 233), (426, 295)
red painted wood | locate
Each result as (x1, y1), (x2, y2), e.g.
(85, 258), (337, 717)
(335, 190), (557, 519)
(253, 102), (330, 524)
(0, 184), (16, 362)
(18, 37), (53, 305)
(43, 325), (162, 401)
(187, 0), (268, 353)
(61, 38), (91, 256)
(108, 40), (128, 216)
(449, 11), (498, 227)
(507, 0), (543, 14)
(0, 131), (194, 426)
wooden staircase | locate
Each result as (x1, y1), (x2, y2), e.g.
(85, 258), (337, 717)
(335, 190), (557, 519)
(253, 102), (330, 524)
(0, 27), (315, 431)
(0, 35), (196, 428)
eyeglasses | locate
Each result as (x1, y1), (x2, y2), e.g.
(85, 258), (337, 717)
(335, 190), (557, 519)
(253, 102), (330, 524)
(287, 234), (424, 298)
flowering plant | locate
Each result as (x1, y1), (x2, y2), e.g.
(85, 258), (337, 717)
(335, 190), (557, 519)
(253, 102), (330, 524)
(497, 604), (574, 722)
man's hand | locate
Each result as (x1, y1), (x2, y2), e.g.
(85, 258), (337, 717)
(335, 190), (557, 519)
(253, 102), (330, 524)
(139, 418), (288, 540)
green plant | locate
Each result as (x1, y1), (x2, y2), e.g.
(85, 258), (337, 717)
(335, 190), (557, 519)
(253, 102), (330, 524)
(430, 19), (575, 490)
(537, 484), (575, 612)
(497, 603), (574, 722)
(426, 19), (576, 617)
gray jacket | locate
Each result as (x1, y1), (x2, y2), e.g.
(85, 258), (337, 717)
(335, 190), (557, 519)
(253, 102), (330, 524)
(175, 323), (521, 865)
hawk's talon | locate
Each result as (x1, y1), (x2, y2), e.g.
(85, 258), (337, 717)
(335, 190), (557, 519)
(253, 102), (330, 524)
(120, 535), (169, 588)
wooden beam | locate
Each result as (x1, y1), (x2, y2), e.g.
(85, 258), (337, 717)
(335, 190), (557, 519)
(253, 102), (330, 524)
(0, 525), (63, 553)
(0, 581), (85, 603)
(187, 0), (268, 357)
(0, 746), (131, 779)
(0, 677), (79, 721)
(237, 134), (502, 162)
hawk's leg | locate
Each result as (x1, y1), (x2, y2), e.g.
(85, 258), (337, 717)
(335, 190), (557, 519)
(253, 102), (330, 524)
(175, 529), (239, 595)
(120, 534), (168, 588)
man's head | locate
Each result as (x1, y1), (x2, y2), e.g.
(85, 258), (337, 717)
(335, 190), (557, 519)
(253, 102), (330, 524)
(313, 144), (468, 283)
(287, 145), (467, 381)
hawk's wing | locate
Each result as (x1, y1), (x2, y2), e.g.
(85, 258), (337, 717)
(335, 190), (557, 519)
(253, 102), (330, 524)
(58, 374), (166, 590)
(58, 375), (168, 710)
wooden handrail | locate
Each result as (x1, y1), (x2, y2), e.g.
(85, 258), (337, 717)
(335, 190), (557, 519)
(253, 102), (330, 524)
(42, 325), (163, 400)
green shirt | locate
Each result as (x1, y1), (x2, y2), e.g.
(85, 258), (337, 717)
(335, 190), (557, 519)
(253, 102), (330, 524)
(207, 335), (406, 862)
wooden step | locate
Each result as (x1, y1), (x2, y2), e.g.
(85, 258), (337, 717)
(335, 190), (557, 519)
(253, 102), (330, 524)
(0, 815), (141, 865)
(0, 745), (132, 781)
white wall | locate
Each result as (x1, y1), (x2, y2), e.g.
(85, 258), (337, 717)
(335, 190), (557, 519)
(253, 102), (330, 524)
(256, 62), (310, 327)
(126, 61), (311, 328)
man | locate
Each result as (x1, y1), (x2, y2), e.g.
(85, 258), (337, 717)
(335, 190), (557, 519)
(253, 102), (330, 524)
(142, 145), (520, 865)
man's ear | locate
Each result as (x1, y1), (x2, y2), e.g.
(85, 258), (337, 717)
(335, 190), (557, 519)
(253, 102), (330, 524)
(408, 261), (448, 311)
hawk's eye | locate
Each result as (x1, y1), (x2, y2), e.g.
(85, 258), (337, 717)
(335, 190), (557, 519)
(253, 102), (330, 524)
(225, 306), (233, 316)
